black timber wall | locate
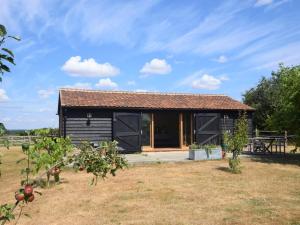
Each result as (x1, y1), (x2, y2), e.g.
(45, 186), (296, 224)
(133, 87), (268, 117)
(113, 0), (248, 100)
(193, 110), (253, 145)
(59, 107), (253, 146)
(62, 108), (112, 144)
(219, 111), (253, 137)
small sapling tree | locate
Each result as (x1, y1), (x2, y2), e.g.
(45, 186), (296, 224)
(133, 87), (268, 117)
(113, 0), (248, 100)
(72, 141), (128, 185)
(223, 112), (249, 173)
(30, 137), (73, 186)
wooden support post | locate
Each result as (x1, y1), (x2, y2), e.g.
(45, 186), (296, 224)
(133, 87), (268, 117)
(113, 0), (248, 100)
(151, 113), (154, 148)
(179, 113), (183, 149)
(285, 130), (287, 147)
(271, 142), (273, 153)
(190, 113), (193, 144)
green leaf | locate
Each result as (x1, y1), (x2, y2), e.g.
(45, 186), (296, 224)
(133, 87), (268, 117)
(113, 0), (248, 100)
(2, 48), (14, 57)
(8, 35), (21, 41)
(1, 64), (10, 72)
(0, 55), (15, 65)
(0, 24), (7, 37)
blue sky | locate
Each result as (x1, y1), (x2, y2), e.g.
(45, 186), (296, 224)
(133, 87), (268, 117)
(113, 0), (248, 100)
(0, 0), (299, 129)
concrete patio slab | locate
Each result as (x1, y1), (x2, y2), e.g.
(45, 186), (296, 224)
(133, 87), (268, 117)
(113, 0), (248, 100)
(124, 151), (255, 164)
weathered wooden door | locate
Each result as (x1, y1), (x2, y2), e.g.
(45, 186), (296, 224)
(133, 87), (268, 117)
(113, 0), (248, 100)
(195, 113), (220, 145)
(113, 112), (141, 152)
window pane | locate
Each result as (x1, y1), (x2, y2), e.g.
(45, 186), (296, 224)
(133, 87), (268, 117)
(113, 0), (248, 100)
(142, 113), (151, 146)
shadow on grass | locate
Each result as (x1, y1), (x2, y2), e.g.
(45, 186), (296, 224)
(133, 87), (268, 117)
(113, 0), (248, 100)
(248, 153), (300, 166)
(216, 166), (232, 173)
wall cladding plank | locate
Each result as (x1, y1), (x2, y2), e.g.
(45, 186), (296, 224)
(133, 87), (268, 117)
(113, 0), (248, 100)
(64, 108), (113, 144)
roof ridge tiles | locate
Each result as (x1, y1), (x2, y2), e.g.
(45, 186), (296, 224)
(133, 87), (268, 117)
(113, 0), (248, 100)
(59, 88), (227, 97)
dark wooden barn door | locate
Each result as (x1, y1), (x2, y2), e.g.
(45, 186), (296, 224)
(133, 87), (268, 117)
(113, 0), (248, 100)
(195, 113), (220, 145)
(113, 112), (141, 153)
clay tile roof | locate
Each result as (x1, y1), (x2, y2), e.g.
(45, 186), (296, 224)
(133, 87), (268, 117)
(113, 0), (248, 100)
(59, 89), (254, 111)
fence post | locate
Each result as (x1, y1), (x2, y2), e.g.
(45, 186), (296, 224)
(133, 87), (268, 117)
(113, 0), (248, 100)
(284, 130), (287, 147)
(255, 128), (259, 137)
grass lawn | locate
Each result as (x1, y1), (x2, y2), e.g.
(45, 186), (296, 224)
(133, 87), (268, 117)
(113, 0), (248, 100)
(0, 147), (300, 225)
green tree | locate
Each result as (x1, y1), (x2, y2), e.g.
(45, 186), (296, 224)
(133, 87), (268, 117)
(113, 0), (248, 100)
(0, 24), (20, 82)
(243, 64), (300, 147)
(0, 123), (7, 136)
(243, 76), (279, 129)
(223, 113), (248, 173)
(267, 65), (300, 147)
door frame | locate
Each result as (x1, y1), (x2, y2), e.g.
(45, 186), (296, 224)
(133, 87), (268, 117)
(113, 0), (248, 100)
(142, 111), (188, 151)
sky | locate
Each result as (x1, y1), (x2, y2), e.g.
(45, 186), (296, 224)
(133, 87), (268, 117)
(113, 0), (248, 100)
(0, 0), (299, 129)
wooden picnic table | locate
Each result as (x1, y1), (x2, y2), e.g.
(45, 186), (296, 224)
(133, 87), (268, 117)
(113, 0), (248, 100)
(248, 136), (286, 154)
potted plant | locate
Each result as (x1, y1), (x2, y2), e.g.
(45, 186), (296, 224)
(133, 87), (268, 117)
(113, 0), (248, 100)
(189, 143), (207, 160)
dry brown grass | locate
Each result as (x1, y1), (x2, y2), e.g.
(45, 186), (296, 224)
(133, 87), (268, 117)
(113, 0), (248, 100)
(0, 147), (300, 225)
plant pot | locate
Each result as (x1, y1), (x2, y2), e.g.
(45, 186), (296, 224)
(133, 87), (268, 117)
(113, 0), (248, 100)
(189, 149), (207, 160)
(208, 148), (222, 160)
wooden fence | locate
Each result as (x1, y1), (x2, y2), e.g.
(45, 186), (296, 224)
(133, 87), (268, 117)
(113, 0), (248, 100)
(0, 135), (39, 146)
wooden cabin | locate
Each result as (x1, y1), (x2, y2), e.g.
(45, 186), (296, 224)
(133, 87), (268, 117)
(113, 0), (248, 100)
(58, 89), (254, 152)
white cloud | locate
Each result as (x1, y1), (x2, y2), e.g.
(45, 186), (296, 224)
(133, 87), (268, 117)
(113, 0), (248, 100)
(38, 89), (55, 98)
(95, 78), (118, 89)
(127, 80), (136, 86)
(254, 0), (289, 8)
(219, 75), (230, 81)
(191, 74), (222, 90)
(254, 0), (273, 7)
(179, 72), (226, 90)
(140, 58), (172, 75)
(62, 56), (120, 77)
(216, 55), (228, 63)
(63, 1), (157, 46)
(0, 89), (9, 102)
(247, 41), (300, 69)
(62, 82), (92, 89)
